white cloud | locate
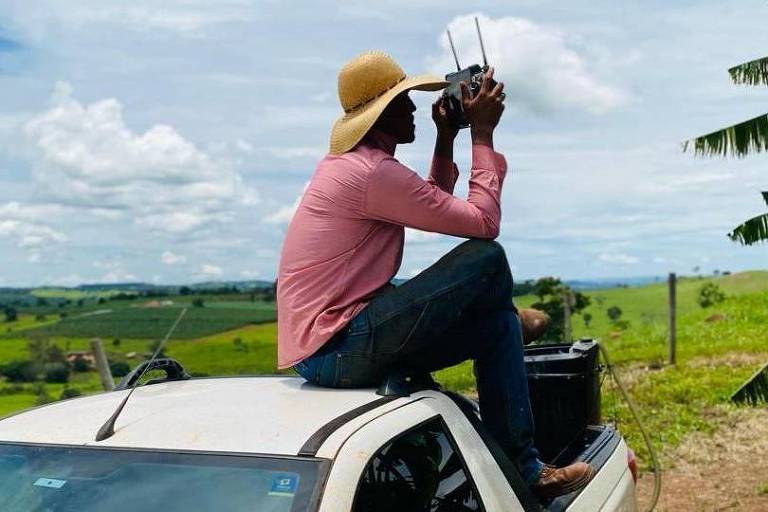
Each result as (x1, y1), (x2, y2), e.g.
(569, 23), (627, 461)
(262, 146), (326, 160)
(15, 1), (258, 35)
(23, 83), (257, 235)
(0, 202), (67, 249)
(42, 274), (86, 287)
(100, 269), (138, 282)
(240, 269), (260, 279)
(200, 263), (223, 278)
(430, 13), (628, 114)
(598, 253), (639, 265)
(161, 250), (187, 265)
(405, 228), (440, 244)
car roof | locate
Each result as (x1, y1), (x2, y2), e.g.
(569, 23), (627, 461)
(0, 376), (400, 456)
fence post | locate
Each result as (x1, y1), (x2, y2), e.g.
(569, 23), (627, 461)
(563, 290), (573, 342)
(668, 273), (677, 365)
(91, 338), (115, 391)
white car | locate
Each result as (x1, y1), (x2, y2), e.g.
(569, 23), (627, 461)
(0, 371), (637, 511)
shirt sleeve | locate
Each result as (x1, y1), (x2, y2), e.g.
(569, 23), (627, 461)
(426, 154), (459, 194)
(364, 145), (507, 239)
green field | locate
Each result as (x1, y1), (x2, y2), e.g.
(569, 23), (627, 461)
(34, 306), (276, 339)
(1, 273), (766, 473)
(30, 288), (136, 300)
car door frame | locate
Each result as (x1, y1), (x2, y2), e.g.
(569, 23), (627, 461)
(317, 393), (525, 512)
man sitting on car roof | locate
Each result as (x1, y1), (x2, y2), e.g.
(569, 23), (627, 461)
(276, 50), (594, 499)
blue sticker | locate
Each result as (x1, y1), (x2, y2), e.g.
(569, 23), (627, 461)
(269, 474), (299, 497)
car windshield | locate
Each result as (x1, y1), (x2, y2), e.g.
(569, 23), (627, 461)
(0, 443), (324, 512)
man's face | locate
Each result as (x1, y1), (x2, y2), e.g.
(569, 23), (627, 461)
(374, 92), (417, 144)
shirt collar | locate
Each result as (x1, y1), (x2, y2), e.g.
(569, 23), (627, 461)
(360, 129), (397, 156)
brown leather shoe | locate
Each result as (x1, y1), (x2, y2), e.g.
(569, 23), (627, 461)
(531, 462), (595, 499)
(518, 308), (550, 344)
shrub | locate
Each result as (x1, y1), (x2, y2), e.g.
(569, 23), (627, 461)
(110, 361), (131, 377)
(112, 338), (121, 347)
(606, 306), (630, 330)
(0, 360), (37, 382)
(72, 356), (90, 372)
(32, 383), (52, 405)
(233, 337), (249, 352)
(698, 282), (726, 308)
(192, 298), (205, 308)
(3, 307), (17, 323)
(44, 363), (70, 383)
(59, 387), (82, 400)
(606, 306), (623, 322)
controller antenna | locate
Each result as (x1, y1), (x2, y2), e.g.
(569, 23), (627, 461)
(446, 29), (461, 71)
(475, 17), (488, 68)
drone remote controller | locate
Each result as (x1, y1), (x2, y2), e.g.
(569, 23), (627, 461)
(442, 17), (494, 129)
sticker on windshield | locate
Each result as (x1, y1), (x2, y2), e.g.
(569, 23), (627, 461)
(268, 474), (298, 497)
(33, 477), (67, 489)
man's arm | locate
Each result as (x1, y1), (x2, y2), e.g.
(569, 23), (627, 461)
(365, 146), (506, 239)
(426, 98), (460, 193)
(364, 68), (507, 239)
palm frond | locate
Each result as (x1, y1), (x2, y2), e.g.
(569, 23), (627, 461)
(728, 212), (768, 245)
(729, 56), (768, 86)
(682, 113), (768, 157)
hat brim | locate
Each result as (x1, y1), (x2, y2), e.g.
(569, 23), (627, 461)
(329, 74), (448, 155)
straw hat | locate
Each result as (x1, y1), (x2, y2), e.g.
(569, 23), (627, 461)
(329, 51), (447, 155)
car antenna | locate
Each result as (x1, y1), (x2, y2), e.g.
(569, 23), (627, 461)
(95, 307), (187, 442)
(446, 29), (461, 71)
(474, 16), (488, 68)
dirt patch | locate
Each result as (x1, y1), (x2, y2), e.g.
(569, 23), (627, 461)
(688, 352), (767, 369)
(635, 406), (768, 511)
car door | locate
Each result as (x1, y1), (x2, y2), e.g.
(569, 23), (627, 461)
(317, 394), (524, 512)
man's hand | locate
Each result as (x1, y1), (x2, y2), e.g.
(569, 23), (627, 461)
(432, 97), (459, 140)
(459, 67), (505, 147)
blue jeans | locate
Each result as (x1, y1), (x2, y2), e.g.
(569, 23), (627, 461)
(293, 240), (544, 484)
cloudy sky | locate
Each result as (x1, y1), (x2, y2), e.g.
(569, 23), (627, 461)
(0, 0), (766, 287)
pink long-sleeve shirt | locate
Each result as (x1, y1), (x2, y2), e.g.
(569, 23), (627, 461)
(276, 130), (507, 368)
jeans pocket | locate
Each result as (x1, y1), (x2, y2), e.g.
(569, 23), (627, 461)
(334, 353), (380, 388)
(346, 308), (371, 336)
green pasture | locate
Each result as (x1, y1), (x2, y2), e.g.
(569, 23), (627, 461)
(165, 323), (285, 375)
(30, 288), (135, 300)
(1, 314), (58, 336)
(33, 305), (276, 340)
(202, 301), (277, 311)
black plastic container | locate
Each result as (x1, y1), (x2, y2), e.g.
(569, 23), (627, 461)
(524, 339), (601, 462)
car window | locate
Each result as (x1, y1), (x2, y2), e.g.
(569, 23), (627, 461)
(352, 417), (484, 512)
(0, 443), (325, 512)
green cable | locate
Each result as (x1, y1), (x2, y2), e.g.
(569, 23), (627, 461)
(598, 342), (661, 512)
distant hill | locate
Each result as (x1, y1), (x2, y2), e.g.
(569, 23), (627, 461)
(565, 276), (665, 291)
(24, 280), (277, 295)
